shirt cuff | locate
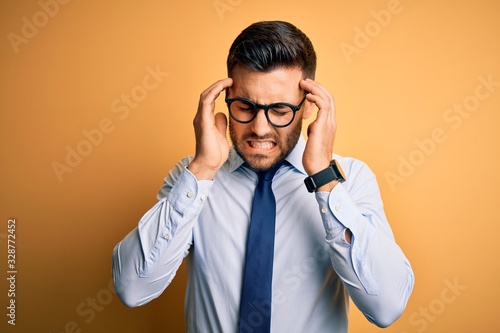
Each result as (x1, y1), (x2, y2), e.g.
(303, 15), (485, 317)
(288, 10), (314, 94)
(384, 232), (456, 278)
(167, 167), (213, 218)
(315, 183), (356, 239)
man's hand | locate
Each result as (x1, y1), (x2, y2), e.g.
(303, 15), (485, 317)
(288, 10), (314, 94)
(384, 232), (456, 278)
(188, 78), (233, 180)
(300, 79), (338, 192)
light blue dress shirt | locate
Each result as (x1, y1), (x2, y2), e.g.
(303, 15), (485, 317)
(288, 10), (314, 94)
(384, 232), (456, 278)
(112, 136), (414, 333)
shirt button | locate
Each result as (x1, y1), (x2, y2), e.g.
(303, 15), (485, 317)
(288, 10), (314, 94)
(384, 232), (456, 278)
(321, 207), (327, 214)
(200, 194), (207, 201)
(186, 191), (194, 198)
(164, 234), (170, 240)
(335, 204), (343, 212)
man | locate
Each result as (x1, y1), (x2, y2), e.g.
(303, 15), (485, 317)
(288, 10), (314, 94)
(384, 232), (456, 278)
(112, 21), (414, 332)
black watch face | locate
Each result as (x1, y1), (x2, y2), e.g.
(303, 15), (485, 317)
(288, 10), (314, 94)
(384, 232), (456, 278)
(304, 177), (316, 192)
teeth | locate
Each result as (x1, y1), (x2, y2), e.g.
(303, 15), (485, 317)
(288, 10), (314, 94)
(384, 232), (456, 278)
(249, 141), (274, 149)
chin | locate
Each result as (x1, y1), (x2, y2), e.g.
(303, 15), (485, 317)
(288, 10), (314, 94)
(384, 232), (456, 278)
(240, 152), (282, 171)
(247, 158), (274, 171)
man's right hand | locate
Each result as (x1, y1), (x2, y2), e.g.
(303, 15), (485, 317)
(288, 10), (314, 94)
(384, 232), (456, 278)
(187, 78), (233, 180)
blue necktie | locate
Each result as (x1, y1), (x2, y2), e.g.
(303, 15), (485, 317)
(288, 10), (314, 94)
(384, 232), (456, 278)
(239, 163), (283, 333)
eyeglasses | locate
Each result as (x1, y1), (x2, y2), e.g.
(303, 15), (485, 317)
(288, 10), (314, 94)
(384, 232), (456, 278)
(225, 90), (307, 128)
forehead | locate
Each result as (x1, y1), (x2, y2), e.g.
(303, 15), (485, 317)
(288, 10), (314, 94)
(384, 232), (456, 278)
(230, 66), (303, 102)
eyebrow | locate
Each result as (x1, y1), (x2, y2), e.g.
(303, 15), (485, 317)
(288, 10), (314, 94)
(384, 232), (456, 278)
(225, 88), (304, 104)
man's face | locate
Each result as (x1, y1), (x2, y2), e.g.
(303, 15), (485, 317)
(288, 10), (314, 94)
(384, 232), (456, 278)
(228, 66), (312, 171)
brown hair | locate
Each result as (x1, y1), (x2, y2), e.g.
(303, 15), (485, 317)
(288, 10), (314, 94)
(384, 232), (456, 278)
(227, 21), (317, 79)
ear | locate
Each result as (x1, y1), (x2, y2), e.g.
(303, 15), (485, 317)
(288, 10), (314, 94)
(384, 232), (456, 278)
(302, 98), (315, 120)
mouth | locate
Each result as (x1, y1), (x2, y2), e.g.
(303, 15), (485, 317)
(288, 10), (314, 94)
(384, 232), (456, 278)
(247, 140), (276, 150)
(236, 136), (282, 170)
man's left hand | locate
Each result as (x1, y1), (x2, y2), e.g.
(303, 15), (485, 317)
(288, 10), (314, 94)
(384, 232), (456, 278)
(300, 79), (338, 192)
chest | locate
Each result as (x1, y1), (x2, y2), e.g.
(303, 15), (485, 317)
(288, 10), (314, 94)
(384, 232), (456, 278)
(191, 169), (329, 274)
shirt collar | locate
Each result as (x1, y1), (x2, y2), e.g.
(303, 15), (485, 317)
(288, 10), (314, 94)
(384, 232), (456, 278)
(227, 149), (245, 173)
(226, 135), (307, 175)
(285, 135), (307, 175)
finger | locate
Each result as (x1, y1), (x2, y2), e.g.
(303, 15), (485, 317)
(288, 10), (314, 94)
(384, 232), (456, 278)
(305, 93), (330, 112)
(197, 78), (233, 125)
(201, 78), (234, 106)
(300, 79), (334, 106)
(300, 79), (331, 98)
(300, 79), (336, 119)
(214, 112), (228, 136)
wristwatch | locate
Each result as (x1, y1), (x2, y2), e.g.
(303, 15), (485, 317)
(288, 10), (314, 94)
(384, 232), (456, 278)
(304, 160), (346, 192)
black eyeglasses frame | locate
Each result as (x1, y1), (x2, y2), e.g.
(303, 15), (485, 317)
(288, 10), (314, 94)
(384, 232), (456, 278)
(225, 90), (307, 128)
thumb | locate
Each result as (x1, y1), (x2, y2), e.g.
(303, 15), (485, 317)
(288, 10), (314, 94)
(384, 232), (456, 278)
(214, 112), (228, 136)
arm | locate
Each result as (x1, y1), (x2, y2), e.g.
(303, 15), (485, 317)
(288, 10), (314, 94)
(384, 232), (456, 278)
(112, 160), (212, 307)
(316, 161), (414, 327)
(299, 79), (414, 327)
(112, 78), (233, 307)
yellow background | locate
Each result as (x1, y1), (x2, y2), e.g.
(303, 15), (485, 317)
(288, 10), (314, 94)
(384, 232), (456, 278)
(1, 0), (499, 332)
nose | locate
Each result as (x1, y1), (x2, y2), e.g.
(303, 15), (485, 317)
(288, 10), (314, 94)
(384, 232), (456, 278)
(250, 108), (272, 136)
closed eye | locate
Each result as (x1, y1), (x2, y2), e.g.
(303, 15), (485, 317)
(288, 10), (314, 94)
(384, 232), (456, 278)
(234, 101), (256, 113)
(269, 104), (292, 116)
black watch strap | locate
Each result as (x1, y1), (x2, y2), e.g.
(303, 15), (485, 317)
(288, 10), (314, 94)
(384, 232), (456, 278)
(304, 160), (346, 193)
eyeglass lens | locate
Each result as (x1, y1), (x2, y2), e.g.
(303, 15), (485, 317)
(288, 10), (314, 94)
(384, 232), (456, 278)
(229, 100), (295, 126)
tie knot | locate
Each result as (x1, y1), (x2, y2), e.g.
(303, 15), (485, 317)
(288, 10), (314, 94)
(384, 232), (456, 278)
(258, 161), (285, 182)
